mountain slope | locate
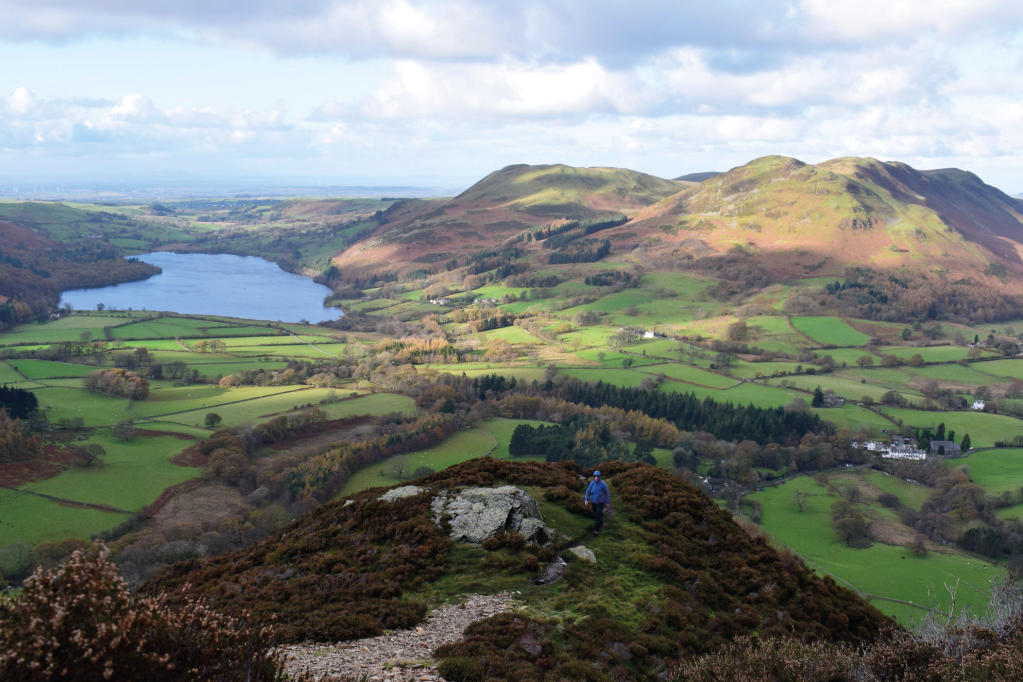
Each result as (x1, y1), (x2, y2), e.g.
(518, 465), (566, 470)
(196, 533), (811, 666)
(626, 155), (1023, 284)
(146, 458), (889, 682)
(333, 165), (680, 269)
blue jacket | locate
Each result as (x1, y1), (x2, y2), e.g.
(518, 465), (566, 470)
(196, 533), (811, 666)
(585, 479), (610, 504)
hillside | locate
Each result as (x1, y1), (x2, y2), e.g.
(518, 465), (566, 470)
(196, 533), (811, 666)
(145, 458), (889, 681)
(333, 165), (681, 269)
(622, 155), (1023, 285)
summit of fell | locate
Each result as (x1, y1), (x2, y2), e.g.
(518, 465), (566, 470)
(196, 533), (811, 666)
(144, 458), (889, 681)
(332, 164), (680, 268)
(621, 155), (1023, 285)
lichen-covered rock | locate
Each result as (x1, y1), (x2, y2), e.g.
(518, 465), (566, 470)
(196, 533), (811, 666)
(378, 485), (425, 502)
(431, 486), (552, 545)
(567, 546), (596, 563)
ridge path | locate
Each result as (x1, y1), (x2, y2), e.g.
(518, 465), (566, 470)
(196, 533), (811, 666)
(283, 593), (517, 681)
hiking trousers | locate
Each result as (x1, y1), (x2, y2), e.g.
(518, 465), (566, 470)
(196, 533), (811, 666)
(592, 502), (605, 532)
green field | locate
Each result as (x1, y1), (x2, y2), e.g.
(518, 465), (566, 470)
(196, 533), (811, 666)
(956, 448), (1023, 495)
(129, 384), (296, 419)
(8, 359), (97, 379)
(158, 387), (333, 426)
(474, 417), (552, 459)
(0, 361), (24, 384)
(876, 346), (972, 364)
(974, 359), (1023, 381)
(22, 432), (201, 513)
(749, 476), (1004, 622)
(318, 393), (415, 420)
(767, 373), (893, 403)
(637, 363), (740, 388)
(559, 368), (649, 388)
(859, 470), (932, 510)
(336, 428), (499, 497)
(0, 492), (130, 547)
(0, 315), (120, 346)
(791, 317), (872, 347)
(32, 386), (131, 425)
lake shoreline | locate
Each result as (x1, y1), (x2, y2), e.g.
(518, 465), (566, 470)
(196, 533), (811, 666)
(60, 252), (342, 324)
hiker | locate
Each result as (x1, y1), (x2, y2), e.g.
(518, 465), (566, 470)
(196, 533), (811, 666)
(584, 470), (610, 535)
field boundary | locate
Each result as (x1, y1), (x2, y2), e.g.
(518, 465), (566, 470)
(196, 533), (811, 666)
(471, 428), (499, 457)
(0, 485), (132, 514)
(289, 333), (340, 357)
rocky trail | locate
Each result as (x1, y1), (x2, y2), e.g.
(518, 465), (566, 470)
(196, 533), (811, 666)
(283, 593), (518, 681)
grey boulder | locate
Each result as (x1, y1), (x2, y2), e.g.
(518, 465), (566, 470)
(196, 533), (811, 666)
(567, 546), (596, 563)
(377, 485), (425, 502)
(432, 486), (552, 545)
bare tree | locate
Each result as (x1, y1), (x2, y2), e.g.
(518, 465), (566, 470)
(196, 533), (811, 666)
(113, 418), (136, 442)
(794, 488), (815, 512)
(383, 455), (411, 481)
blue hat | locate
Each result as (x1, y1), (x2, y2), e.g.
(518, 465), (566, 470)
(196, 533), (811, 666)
(593, 471), (601, 477)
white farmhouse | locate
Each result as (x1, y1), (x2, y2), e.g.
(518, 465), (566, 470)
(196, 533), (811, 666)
(972, 400), (986, 410)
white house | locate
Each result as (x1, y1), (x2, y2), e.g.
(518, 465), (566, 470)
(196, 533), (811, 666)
(856, 435), (927, 460)
(883, 446), (927, 460)
(972, 400), (986, 410)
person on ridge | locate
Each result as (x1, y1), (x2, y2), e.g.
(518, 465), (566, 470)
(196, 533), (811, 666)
(584, 470), (610, 535)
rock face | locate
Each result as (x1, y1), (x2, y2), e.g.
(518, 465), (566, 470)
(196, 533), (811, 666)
(378, 486), (425, 502)
(432, 486), (552, 545)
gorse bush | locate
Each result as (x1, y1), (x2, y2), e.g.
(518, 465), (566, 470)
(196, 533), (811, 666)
(0, 544), (295, 681)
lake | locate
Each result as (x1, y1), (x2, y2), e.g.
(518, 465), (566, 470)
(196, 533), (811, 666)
(60, 252), (342, 323)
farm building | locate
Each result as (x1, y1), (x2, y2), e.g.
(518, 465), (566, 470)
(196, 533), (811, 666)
(972, 400), (986, 410)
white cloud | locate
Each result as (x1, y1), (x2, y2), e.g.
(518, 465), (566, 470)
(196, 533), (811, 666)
(108, 93), (164, 123)
(799, 0), (1023, 42)
(358, 58), (642, 119)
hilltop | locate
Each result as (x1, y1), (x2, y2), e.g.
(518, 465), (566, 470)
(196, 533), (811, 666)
(621, 155), (1023, 285)
(332, 164), (681, 269)
(145, 458), (889, 681)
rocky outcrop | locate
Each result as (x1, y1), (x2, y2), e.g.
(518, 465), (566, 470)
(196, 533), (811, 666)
(431, 486), (552, 545)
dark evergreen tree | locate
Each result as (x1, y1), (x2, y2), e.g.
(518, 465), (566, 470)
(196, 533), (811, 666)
(559, 380), (827, 445)
(961, 433), (972, 451)
(812, 386), (825, 408)
(0, 385), (39, 419)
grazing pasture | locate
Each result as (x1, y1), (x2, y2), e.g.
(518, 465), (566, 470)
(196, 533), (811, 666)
(22, 432), (201, 513)
(335, 428), (499, 497)
(749, 476), (1004, 622)
(791, 316), (871, 347)
(955, 448), (1023, 496)
(637, 363), (740, 388)
(0, 492), (129, 548)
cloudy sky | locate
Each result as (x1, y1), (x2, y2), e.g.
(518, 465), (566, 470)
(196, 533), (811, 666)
(2, 0), (1023, 189)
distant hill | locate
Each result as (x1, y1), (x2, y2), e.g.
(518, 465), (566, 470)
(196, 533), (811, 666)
(623, 155), (1023, 284)
(674, 171), (722, 183)
(333, 164), (680, 269)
